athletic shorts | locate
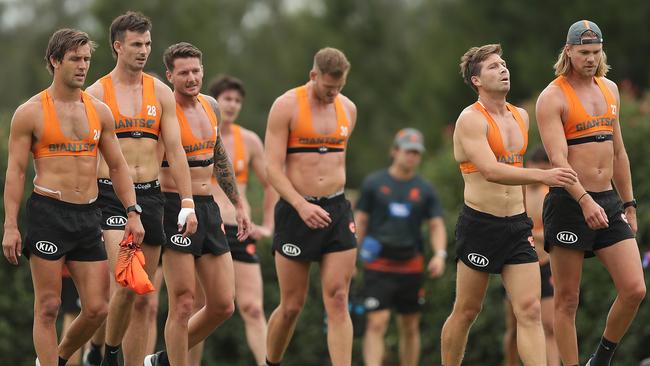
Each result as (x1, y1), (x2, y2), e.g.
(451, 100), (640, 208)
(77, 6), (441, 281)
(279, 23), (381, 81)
(61, 276), (81, 313)
(97, 178), (166, 246)
(23, 193), (106, 261)
(455, 205), (538, 274)
(543, 188), (635, 258)
(273, 193), (357, 261)
(363, 269), (424, 314)
(226, 224), (259, 263)
(540, 262), (554, 299)
(163, 193), (230, 257)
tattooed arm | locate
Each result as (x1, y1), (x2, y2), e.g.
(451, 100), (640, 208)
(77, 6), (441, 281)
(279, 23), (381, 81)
(205, 94), (251, 239)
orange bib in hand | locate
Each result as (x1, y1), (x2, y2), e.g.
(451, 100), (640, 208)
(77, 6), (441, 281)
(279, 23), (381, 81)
(115, 234), (155, 295)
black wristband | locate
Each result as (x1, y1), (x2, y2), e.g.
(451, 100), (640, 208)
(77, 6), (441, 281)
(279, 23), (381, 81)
(623, 199), (637, 209)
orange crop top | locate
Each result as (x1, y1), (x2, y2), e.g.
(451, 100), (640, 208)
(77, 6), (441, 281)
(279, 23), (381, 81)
(286, 85), (350, 154)
(162, 95), (217, 168)
(553, 76), (616, 145)
(231, 124), (248, 184)
(100, 73), (161, 140)
(459, 102), (528, 174)
(32, 90), (102, 159)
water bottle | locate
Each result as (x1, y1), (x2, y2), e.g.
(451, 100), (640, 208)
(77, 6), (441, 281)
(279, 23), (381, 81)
(360, 236), (382, 262)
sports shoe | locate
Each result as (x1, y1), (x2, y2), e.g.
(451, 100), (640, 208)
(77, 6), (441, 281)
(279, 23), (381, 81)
(35, 358), (40, 366)
(144, 351), (166, 366)
(585, 354), (594, 366)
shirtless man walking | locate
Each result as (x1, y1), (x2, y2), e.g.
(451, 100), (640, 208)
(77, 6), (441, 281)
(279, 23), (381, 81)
(142, 41), (251, 366)
(3, 28), (144, 366)
(442, 44), (577, 366)
(264, 47), (357, 366)
(536, 20), (645, 366)
(85, 12), (197, 366)
(208, 75), (277, 366)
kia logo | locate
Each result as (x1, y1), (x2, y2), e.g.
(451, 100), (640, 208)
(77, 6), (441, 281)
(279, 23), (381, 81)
(35, 241), (58, 255)
(556, 231), (578, 244)
(467, 253), (489, 267)
(364, 297), (380, 310)
(281, 243), (301, 257)
(106, 216), (127, 226)
(171, 234), (192, 247)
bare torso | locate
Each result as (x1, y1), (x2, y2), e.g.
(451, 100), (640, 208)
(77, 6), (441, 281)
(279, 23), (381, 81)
(89, 73), (161, 182)
(28, 94), (101, 203)
(159, 98), (214, 196)
(454, 105), (528, 216)
(284, 87), (353, 197)
(556, 79), (615, 191)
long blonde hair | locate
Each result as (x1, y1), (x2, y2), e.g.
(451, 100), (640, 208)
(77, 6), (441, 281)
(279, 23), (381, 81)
(553, 45), (610, 77)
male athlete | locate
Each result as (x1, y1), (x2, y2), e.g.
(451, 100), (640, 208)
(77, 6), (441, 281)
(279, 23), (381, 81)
(503, 146), (560, 366)
(441, 44), (578, 366)
(208, 75), (277, 366)
(142, 42), (251, 366)
(2, 28), (143, 366)
(85, 12), (197, 366)
(356, 128), (447, 366)
(264, 47), (357, 366)
(536, 20), (645, 366)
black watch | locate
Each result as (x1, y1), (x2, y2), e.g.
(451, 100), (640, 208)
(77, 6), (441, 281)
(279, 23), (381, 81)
(623, 199), (637, 209)
(126, 204), (142, 215)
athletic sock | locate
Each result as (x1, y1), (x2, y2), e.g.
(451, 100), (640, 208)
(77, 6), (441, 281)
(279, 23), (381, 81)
(58, 357), (68, 366)
(87, 342), (103, 364)
(159, 351), (170, 366)
(103, 344), (120, 366)
(265, 358), (281, 366)
(591, 337), (617, 366)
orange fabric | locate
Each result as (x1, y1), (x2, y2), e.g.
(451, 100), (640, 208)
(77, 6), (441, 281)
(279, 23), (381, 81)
(287, 85), (350, 151)
(231, 124), (248, 184)
(553, 76), (617, 140)
(459, 102), (528, 174)
(115, 234), (155, 295)
(32, 90), (101, 159)
(531, 185), (549, 235)
(99, 73), (161, 138)
(176, 95), (218, 157)
(364, 254), (424, 274)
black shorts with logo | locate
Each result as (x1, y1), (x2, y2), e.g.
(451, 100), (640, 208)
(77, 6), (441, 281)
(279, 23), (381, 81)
(363, 269), (424, 314)
(61, 276), (81, 313)
(543, 188), (634, 258)
(163, 193), (230, 257)
(97, 179), (166, 246)
(455, 205), (538, 274)
(540, 262), (554, 299)
(225, 224), (259, 263)
(273, 194), (357, 261)
(23, 193), (106, 261)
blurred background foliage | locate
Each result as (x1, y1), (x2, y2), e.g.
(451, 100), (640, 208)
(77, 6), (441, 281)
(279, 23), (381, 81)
(1, 0), (649, 364)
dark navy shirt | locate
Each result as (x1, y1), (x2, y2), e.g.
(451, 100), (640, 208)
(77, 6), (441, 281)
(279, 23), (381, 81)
(356, 169), (443, 260)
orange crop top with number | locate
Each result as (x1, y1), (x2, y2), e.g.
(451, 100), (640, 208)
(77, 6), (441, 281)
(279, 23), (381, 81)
(32, 90), (102, 159)
(459, 102), (528, 174)
(287, 85), (350, 154)
(231, 124), (248, 184)
(553, 76), (617, 145)
(162, 95), (217, 168)
(99, 73), (161, 140)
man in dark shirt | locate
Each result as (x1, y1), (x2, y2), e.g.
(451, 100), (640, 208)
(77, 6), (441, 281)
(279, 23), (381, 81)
(355, 128), (447, 366)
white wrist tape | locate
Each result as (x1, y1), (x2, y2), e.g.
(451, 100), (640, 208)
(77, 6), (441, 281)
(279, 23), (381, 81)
(177, 207), (195, 226)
